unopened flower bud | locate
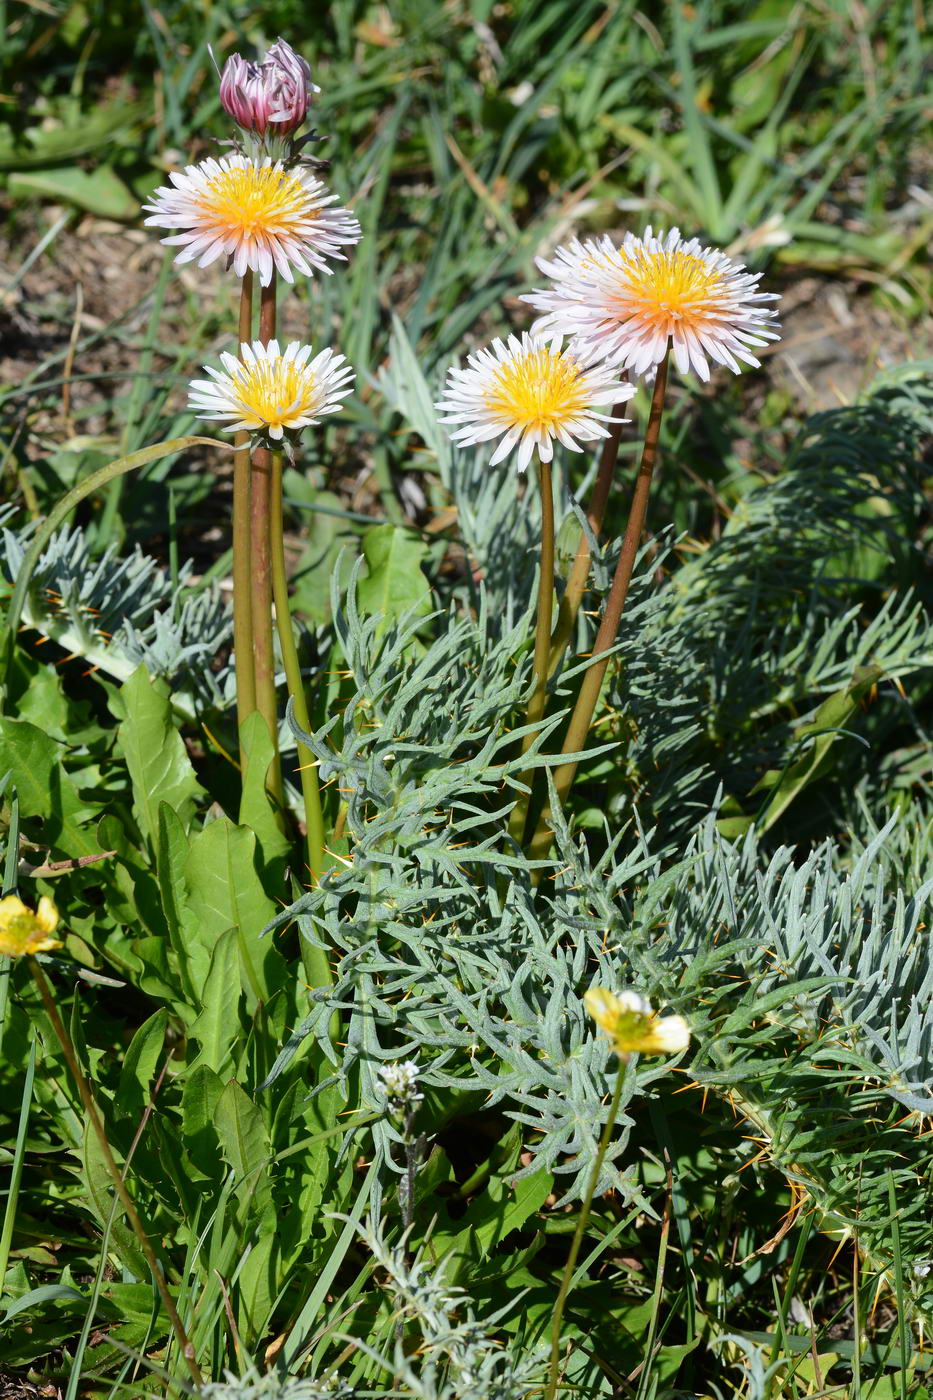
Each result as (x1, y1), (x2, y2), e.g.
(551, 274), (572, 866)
(219, 37), (318, 139)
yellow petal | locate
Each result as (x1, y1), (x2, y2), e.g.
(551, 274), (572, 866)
(24, 931), (63, 956)
(582, 986), (622, 1035)
(36, 896), (60, 935)
(0, 894), (30, 928)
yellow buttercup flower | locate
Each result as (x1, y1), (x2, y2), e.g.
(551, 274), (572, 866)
(584, 987), (689, 1056)
(0, 895), (62, 958)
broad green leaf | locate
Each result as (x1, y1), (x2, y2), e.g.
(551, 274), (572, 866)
(118, 665), (205, 842)
(0, 717), (100, 859)
(469, 1165), (552, 1260)
(5, 648), (96, 745)
(114, 1009), (168, 1120)
(7, 165), (136, 219)
(234, 1230), (277, 1343)
(131, 934), (184, 1005)
(185, 818), (280, 1004)
(181, 1063), (226, 1181)
(157, 804), (197, 973)
(238, 712), (291, 878)
(188, 927), (240, 1074)
(213, 1080), (273, 1218)
(156, 802), (214, 1004)
(79, 1121), (147, 1280)
(752, 666), (881, 832)
(356, 524), (431, 630)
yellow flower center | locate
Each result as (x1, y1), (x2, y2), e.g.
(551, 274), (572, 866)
(197, 165), (308, 237)
(234, 359), (320, 431)
(486, 347), (589, 430)
(613, 247), (726, 324)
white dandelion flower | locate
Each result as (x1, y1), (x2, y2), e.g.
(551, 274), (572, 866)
(435, 332), (635, 473)
(143, 154), (361, 287)
(187, 338), (354, 442)
(522, 226), (781, 382)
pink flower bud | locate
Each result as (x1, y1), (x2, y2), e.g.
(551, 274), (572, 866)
(218, 37), (318, 138)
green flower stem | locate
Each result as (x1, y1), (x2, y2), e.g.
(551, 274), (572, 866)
(528, 352), (670, 864)
(547, 388), (629, 679)
(268, 455), (326, 883)
(546, 1058), (627, 1400)
(233, 270), (256, 762)
(28, 958), (202, 1388)
(251, 273), (284, 814)
(267, 448), (332, 996)
(507, 457), (556, 848)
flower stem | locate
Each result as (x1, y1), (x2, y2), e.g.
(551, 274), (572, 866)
(233, 271), (256, 765)
(251, 273), (284, 813)
(528, 352), (670, 864)
(268, 452), (331, 912)
(28, 958), (202, 1387)
(546, 1059), (627, 1400)
(507, 458), (556, 847)
(547, 388), (629, 679)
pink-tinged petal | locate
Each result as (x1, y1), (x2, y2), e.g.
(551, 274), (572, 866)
(525, 226), (781, 380)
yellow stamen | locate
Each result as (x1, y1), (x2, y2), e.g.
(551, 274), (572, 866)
(196, 166), (308, 237)
(609, 248), (726, 323)
(485, 347), (590, 429)
(234, 360), (320, 431)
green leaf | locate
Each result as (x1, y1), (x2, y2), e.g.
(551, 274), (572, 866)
(185, 818), (280, 1004)
(181, 1063), (226, 1181)
(114, 1009), (168, 1120)
(213, 1080), (273, 1218)
(0, 717), (100, 859)
(469, 1166), (552, 1260)
(79, 1121), (147, 1280)
(118, 665), (205, 843)
(234, 1230), (277, 1343)
(237, 713), (291, 879)
(356, 524), (431, 631)
(188, 927), (240, 1074)
(753, 666), (881, 832)
(155, 802), (210, 1003)
(7, 165), (136, 219)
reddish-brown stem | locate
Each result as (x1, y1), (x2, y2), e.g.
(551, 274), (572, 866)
(251, 274), (283, 810)
(233, 271), (256, 759)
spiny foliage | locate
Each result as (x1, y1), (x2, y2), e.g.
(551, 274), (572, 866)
(0, 509), (232, 709)
(266, 360), (933, 1330)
